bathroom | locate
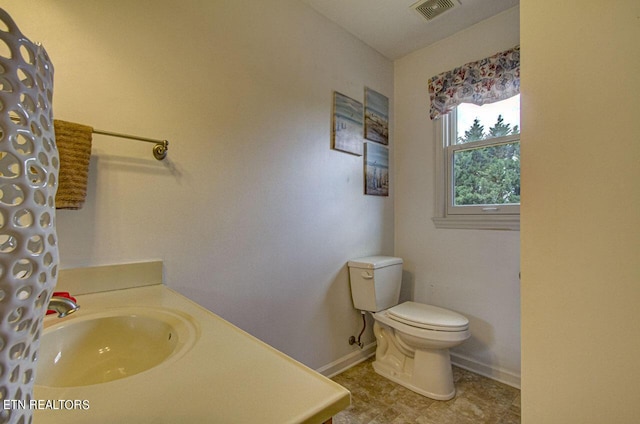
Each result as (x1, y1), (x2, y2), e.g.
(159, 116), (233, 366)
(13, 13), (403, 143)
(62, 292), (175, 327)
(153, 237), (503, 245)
(3, 1), (638, 423)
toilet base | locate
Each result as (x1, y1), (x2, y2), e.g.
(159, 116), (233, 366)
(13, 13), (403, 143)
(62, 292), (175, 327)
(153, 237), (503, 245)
(373, 322), (457, 400)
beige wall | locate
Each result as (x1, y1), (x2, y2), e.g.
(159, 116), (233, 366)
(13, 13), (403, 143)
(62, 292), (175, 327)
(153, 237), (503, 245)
(4, 1), (394, 370)
(521, 0), (640, 422)
(394, 7), (521, 386)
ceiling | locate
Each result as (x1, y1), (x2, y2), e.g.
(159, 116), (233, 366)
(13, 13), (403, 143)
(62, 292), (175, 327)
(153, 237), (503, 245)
(302, 0), (519, 60)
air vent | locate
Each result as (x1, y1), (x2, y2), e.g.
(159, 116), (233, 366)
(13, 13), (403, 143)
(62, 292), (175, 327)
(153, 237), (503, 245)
(411, 0), (457, 21)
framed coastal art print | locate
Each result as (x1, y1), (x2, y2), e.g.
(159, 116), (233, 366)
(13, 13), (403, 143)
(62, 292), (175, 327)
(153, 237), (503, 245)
(332, 91), (364, 156)
(364, 87), (389, 145)
(364, 142), (389, 196)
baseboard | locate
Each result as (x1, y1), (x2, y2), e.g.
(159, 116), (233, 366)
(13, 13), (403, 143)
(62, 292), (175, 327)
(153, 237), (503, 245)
(316, 342), (377, 378)
(316, 343), (521, 389)
(450, 352), (521, 389)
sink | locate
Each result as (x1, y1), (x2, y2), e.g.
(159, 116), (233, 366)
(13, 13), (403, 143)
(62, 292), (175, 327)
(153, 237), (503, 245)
(36, 307), (198, 388)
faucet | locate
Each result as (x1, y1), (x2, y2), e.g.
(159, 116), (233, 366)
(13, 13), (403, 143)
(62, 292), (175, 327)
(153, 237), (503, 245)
(48, 296), (80, 318)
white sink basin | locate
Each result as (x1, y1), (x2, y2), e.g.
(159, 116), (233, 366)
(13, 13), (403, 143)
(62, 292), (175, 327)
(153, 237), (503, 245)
(36, 307), (198, 388)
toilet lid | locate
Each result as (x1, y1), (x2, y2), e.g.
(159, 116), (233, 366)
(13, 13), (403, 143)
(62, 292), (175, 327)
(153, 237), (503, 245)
(387, 302), (469, 331)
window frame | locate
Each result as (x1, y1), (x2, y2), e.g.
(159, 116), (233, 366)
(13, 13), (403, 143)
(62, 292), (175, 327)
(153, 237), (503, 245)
(432, 107), (520, 231)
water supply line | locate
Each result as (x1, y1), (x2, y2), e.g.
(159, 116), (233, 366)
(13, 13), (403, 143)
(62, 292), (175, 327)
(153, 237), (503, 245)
(349, 311), (367, 349)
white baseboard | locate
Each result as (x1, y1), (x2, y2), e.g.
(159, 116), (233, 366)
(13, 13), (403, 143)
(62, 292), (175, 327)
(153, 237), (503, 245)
(316, 342), (377, 378)
(450, 352), (521, 389)
(316, 343), (521, 389)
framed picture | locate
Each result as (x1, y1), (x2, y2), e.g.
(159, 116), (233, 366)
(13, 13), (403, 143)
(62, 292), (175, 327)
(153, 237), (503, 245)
(364, 87), (389, 145)
(332, 91), (363, 156)
(364, 142), (389, 196)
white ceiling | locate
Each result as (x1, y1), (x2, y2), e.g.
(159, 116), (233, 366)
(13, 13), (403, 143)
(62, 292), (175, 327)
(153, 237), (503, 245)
(302, 0), (519, 60)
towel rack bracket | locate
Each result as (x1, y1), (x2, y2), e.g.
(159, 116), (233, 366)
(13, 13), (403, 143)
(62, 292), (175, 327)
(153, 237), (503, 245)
(152, 141), (168, 161)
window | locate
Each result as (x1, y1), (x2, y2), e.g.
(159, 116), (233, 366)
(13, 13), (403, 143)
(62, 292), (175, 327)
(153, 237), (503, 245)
(433, 95), (520, 230)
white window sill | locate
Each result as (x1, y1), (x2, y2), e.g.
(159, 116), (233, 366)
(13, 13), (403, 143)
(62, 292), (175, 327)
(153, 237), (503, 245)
(432, 215), (520, 231)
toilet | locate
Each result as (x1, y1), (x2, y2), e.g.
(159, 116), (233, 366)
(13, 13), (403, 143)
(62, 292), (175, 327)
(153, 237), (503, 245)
(348, 256), (470, 400)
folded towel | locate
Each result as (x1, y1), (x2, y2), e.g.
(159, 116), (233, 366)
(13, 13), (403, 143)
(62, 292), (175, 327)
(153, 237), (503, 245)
(54, 119), (93, 210)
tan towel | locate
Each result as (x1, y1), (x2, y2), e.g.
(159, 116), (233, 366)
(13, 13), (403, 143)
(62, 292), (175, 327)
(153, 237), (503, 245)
(54, 119), (93, 210)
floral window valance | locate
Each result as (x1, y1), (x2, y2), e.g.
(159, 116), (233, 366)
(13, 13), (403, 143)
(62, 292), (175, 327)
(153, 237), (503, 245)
(427, 45), (520, 120)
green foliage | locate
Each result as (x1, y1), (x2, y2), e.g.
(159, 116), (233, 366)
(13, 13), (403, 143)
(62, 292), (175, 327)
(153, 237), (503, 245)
(454, 115), (520, 206)
(459, 118), (486, 143)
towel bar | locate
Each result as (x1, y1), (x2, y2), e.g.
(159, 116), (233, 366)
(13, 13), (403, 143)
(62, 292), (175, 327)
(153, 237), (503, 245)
(92, 129), (169, 160)
(9, 115), (170, 160)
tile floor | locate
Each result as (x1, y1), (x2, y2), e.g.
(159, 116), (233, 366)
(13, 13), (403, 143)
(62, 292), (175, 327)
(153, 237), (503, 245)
(331, 357), (520, 424)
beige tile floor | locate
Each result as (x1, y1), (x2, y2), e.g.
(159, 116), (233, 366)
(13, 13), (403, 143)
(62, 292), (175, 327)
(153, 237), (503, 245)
(331, 357), (520, 424)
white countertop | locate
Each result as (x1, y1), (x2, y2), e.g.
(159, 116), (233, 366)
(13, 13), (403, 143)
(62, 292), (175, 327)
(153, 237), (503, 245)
(33, 284), (350, 423)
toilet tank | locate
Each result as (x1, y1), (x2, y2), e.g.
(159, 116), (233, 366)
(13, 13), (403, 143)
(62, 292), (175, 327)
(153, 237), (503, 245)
(348, 256), (403, 312)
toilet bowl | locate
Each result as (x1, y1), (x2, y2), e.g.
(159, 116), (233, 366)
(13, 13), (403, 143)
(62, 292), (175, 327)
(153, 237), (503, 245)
(372, 301), (469, 400)
(347, 256), (470, 400)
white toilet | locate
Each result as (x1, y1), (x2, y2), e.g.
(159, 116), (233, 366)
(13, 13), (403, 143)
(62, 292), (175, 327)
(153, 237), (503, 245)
(348, 256), (470, 400)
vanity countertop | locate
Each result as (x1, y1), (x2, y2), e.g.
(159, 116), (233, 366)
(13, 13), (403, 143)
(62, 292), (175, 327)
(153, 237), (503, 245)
(33, 284), (350, 423)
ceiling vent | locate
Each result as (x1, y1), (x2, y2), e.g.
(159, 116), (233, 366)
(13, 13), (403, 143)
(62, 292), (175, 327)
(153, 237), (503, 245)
(411, 0), (458, 21)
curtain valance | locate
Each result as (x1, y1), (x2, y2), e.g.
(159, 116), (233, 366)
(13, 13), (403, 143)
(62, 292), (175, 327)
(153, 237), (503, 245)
(427, 45), (520, 120)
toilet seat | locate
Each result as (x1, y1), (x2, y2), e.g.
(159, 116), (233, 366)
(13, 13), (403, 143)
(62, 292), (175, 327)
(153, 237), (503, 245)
(387, 302), (469, 332)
